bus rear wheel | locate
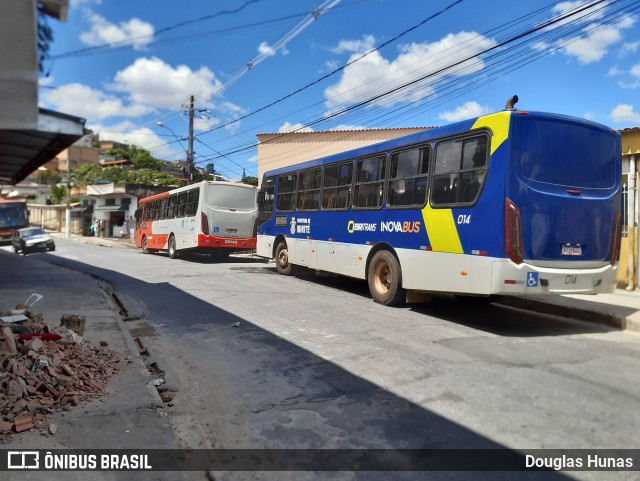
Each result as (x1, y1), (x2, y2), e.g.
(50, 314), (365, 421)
(275, 241), (296, 276)
(142, 237), (151, 254)
(168, 235), (178, 259)
(368, 250), (405, 306)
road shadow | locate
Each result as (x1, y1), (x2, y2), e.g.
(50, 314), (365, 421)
(3, 250), (575, 479)
(283, 268), (614, 337)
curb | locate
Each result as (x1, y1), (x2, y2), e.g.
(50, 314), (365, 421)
(98, 281), (164, 408)
(494, 296), (639, 331)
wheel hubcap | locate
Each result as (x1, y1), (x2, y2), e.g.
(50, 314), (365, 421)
(278, 248), (288, 267)
(374, 262), (390, 293)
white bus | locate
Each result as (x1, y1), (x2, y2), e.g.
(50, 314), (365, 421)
(135, 181), (258, 259)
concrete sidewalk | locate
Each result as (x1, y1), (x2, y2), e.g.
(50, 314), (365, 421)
(0, 249), (191, 480)
(49, 231), (640, 332)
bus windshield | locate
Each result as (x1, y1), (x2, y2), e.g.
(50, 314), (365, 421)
(517, 119), (618, 189)
(205, 184), (255, 209)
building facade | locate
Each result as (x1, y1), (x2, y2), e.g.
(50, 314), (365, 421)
(256, 128), (430, 185)
(620, 127), (640, 288)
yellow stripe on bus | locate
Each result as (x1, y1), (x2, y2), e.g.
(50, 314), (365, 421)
(420, 112), (511, 254)
(422, 203), (463, 253)
(472, 110), (511, 154)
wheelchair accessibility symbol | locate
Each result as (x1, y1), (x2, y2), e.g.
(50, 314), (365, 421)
(527, 272), (539, 287)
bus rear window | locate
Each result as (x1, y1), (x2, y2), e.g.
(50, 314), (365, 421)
(518, 120), (617, 189)
(206, 184), (256, 209)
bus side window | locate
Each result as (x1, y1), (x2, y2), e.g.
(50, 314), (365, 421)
(297, 168), (321, 211)
(276, 173), (296, 211)
(432, 135), (488, 206)
(354, 156), (385, 209)
(186, 188), (199, 216)
(322, 162), (352, 210)
(388, 146), (429, 208)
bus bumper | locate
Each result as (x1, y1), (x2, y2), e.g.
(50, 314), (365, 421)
(491, 260), (618, 296)
(197, 234), (256, 249)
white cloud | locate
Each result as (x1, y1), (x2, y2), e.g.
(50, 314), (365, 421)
(193, 116), (220, 132)
(278, 122), (314, 133)
(109, 57), (223, 110)
(324, 32), (496, 111)
(553, 14), (636, 64)
(438, 101), (490, 122)
(331, 124), (368, 131)
(88, 121), (177, 158)
(608, 65), (623, 76)
(631, 63), (640, 77)
(621, 40), (640, 55)
(552, 1), (607, 24)
(70, 0), (102, 6)
(258, 42), (276, 57)
(610, 104), (640, 122)
(331, 35), (376, 54)
(41, 83), (151, 119)
(80, 11), (154, 51)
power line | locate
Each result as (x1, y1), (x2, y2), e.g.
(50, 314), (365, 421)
(194, 0), (625, 164)
(50, 0), (262, 60)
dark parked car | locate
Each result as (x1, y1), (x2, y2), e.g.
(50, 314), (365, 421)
(11, 227), (56, 254)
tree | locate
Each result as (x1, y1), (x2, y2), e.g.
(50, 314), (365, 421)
(35, 169), (61, 185)
(108, 145), (161, 170)
(37, 9), (53, 74)
(50, 184), (66, 204)
(242, 176), (258, 186)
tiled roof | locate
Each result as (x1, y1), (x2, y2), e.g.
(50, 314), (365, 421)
(257, 127), (434, 136)
(619, 127), (640, 133)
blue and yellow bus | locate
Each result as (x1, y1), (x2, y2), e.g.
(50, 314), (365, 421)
(256, 106), (621, 305)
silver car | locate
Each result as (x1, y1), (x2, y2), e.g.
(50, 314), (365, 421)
(11, 227), (56, 254)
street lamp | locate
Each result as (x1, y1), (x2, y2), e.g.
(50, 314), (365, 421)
(156, 121), (192, 182)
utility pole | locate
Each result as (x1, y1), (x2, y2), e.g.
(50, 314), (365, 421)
(187, 95), (194, 184)
(65, 156), (71, 239)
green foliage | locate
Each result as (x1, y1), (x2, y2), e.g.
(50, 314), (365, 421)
(35, 170), (61, 185)
(37, 10), (53, 74)
(242, 176), (258, 186)
(72, 164), (104, 185)
(107, 145), (161, 170)
(71, 163), (185, 187)
(50, 184), (67, 204)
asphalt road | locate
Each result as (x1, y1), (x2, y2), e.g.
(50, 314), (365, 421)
(6, 239), (640, 481)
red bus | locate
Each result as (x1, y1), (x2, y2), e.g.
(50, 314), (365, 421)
(135, 180), (258, 259)
(0, 199), (29, 241)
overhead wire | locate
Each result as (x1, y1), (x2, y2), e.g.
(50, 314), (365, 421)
(194, 0), (631, 167)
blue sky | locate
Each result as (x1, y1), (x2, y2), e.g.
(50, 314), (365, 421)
(41, 0), (640, 180)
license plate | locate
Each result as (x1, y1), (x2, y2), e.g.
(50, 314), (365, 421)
(561, 244), (582, 256)
(37, 243), (46, 248)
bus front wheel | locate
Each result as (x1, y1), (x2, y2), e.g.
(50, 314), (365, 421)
(368, 250), (405, 306)
(168, 235), (178, 259)
(275, 241), (295, 276)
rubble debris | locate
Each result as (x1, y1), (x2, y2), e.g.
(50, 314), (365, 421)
(0, 307), (123, 439)
(60, 314), (86, 337)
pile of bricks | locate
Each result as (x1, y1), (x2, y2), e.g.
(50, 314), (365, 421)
(0, 310), (123, 439)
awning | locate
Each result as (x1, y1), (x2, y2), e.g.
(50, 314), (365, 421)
(94, 204), (130, 212)
(0, 108), (85, 185)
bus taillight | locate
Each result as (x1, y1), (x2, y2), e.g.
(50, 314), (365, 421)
(505, 197), (523, 265)
(201, 211), (209, 235)
(611, 212), (621, 266)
